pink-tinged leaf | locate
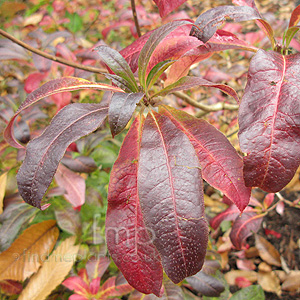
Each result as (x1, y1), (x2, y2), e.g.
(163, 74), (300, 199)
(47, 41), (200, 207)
(50, 92), (72, 110)
(55, 165), (85, 209)
(190, 6), (261, 43)
(61, 155), (97, 173)
(99, 276), (132, 299)
(69, 294), (87, 300)
(210, 206), (253, 230)
(230, 212), (263, 249)
(89, 277), (100, 294)
(106, 116), (163, 296)
(153, 0), (187, 18)
(232, 0), (276, 47)
(86, 256), (110, 281)
(159, 106), (251, 212)
(62, 276), (89, 295)
(0, 280), (22, 295)
(186, 271), (225, 297)
(111, 274), (134, 296)
(154, 76), (239, 103)
(276, 201), (285, 215)
(288, 5), (300, 28)
(108, 92), (144, 137)
(138, 20), (192, 89)
(24, 72), (48, 94)
(138, 111), (208, 284)
(263, 193), (274, 209)
(17, 103), (108, 209)
(238, 50), (300, 192)
(4, 77), (123, 149)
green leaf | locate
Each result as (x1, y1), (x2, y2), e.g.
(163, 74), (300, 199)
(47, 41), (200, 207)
(146, 59), (175, 91)
(230, 285), (265, 300)
(94, 45), (139, 92)
(65, 11), (83, 33)
(284, 26), (300, 48)
(138, 20), (191, 90)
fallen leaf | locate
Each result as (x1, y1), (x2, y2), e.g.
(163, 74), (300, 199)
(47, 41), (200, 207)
(224, 270), (257, 285)
(0, 220), (59, 281)
(0, 172), (7, 214)
(18, 236), (79, 300)
(255, 234), (281, 267)
(282, 271), (300, 292)
(258, 262), (272, 273)
(257, 270), (281, 295)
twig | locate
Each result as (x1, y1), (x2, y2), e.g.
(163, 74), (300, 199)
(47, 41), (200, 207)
(0, 29), (106, 74)
(131, 0), (141, 37)
(173, 91), (239, 112)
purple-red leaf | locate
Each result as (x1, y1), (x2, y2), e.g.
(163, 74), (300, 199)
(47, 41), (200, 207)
(160, 106), (251, 212)
(238, 50), (300, 192)
(61, 155), (97, 173)
(106, 116), (163, 296)
(138, 20), (192, 89)
(4, 77), (123, 149)
(210, 205), (253, 230)
(154, 76), (239, 102)
(108, 92), (144, 137)
(153, 0), (188, 18)
(190, 6), (262, 43)
(17, 103), (108, 209)
(289, 5), (300, 28)
(186, 271), (225, 297)
(138, 111), (208, 284)
(230, 212), (263, 249)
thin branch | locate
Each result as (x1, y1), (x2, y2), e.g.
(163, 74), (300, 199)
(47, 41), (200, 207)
(0, 29), (106, 74)
(131, 0), (141, 37)
(173, 91), (239, 112)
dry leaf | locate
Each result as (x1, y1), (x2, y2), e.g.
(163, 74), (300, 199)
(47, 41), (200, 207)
(23, 13), (43, 26)
(282, 271), (300, 292)
(255, 234), (281, 267)
(224, 270), (257, 285)
(0, 220), (59, 281)
(0, 172), (7, 214)
(258, 270), (281, 295)
(258, 262), (272, 272)
(18, 236), (79, 300)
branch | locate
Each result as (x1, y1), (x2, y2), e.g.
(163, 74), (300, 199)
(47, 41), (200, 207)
(173, 91), (239, 112)
(0, 29), (106, 74)
(131, 0), (141, 37)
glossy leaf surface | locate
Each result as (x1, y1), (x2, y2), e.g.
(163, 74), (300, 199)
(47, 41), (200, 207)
(186, 271), (225, 297)
(160, 106), (250, 211)
(153, 0), (187, 17)
(230, 212), (263, 249)
(138, 111), (208, 283)
(17, 103), (108, 209)
(94, 45), (139, 92)
(138, 20), (191, 89)
(108, 92), (144, 137)
(106, 116), (163, 296)
(238, 50), (300, 192)
(190, 6), (261, 43)
(154, 76), (239, 103)
(4, 77), (123, 149)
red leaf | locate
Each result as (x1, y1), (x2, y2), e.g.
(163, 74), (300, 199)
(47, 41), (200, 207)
(62, 275), (89, 295)
(17, 103), (108, 209)
(24, 72), (48, 94)
(160, 106), (251, 212)
(238, 50), (300, 192)
(210, 206), (253, 230)
(4, 77), (123, 149)
(230, 212), (263, 249)
(138, 111), (208, 284)
(86, 256), (110, 281)
(106, 116), (163, 296)
(0, 280), (22, 295)
(54, 164), (86, 209)
(153, 0), (188, 18)
(289, 5), (300, 28)
(50, 92), (72, 110)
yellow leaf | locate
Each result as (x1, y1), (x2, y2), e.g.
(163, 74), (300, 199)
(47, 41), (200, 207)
(0, 220), (59, 281)
(0, 172), (7, 214)
(18, 236), (79, 300)
(258, 270), (281, 295)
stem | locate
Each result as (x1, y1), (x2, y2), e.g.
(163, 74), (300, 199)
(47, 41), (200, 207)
(173, 91), (239, 112)
(0, 29), (106, 74)
(131, 0), (141, 38)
